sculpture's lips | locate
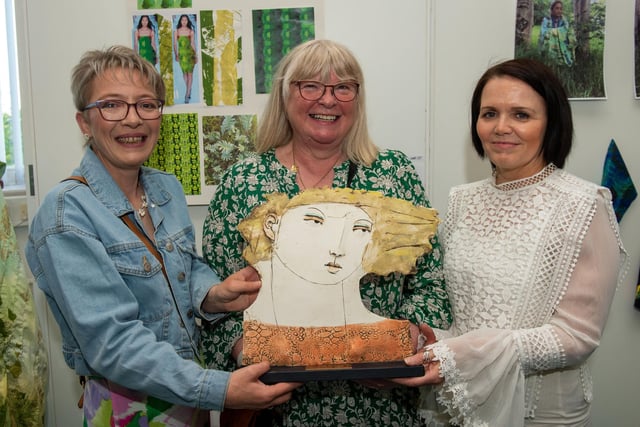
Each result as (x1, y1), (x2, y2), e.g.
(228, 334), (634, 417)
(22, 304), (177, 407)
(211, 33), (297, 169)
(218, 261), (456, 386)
(325, 262), (342, 274)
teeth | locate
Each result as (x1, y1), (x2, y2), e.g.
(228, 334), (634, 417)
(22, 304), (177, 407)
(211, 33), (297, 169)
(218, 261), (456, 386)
(118, 136), (143, 144)
(311, 114), (337, 121)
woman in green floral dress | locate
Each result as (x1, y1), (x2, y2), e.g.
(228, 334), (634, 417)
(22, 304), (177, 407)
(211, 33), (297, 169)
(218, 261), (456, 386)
(201, 39), (451, 427)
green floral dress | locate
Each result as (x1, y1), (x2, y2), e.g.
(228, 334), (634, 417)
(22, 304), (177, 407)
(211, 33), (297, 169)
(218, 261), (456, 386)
(201, 149), (451, 427)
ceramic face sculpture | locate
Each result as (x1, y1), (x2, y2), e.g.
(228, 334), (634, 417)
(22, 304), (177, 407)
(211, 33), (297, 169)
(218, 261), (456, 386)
(238, 188), (439, 366)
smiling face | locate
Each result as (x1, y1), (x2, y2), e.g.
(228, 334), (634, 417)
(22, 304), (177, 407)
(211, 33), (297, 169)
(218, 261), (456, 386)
(75, 68), (161, 179)
(285, 70), (357, 149)
(476, 76), (548, 183)
(269, 202), (373, 284)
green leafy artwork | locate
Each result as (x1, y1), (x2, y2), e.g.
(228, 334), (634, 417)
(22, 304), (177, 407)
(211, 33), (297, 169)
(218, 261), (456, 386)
(202, 115), (256, 186)
(0, 192), (47, 426)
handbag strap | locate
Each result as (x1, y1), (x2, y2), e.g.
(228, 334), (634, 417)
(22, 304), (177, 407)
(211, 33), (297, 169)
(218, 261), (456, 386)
(120, 215), (169, 279)
(347, 160), (357, 188)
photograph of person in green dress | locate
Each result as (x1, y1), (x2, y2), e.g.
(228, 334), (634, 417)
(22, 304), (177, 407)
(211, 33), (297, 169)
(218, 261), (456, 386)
(173, 14), (199, 104)
(134, 15), (158, 68)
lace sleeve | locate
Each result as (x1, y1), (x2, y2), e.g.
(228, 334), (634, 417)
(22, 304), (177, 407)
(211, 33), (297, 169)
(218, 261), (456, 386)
(516, 192), (623, 373)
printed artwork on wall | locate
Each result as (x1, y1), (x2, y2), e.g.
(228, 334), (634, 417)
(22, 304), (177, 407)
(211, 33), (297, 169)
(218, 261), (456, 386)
(252, 8), (316, 94)
(200, 10), (243, 106)
(138, 0), (192, 9)
(130, 14), (178, 105)
(514, 0), (607, 99)
(133, 15), (160, 71)
(202, 115), (257, 186)
(131, 1), (322, 204)
(145, 113), (201, 196)
(172, 14), (199, 105)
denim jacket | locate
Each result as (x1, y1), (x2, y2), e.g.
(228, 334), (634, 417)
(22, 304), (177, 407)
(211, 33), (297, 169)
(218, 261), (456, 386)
(26, 148), (231, 410)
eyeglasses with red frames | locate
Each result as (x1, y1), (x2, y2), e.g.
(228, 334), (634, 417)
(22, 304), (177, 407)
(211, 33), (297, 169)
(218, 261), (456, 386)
(82, 99), (164, 121)
(293, 80), (359, 102)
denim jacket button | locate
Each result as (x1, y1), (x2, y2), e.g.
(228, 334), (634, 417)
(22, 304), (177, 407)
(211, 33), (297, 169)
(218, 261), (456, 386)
(165, 242), (174, 251)
(177, 271), (186, 281)
(187, 308), (194, 318)
(142, 256), (152, 272)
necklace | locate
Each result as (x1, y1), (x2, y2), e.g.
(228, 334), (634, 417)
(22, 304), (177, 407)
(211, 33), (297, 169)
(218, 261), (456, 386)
(138, 193), (149, 217)
(291, 145), (340, 190)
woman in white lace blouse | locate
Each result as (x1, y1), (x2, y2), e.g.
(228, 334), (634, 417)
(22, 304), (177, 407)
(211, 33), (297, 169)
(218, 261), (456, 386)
(399, 58), (627, 426)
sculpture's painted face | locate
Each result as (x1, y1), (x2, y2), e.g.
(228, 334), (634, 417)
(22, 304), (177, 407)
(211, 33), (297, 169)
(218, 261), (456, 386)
(268, 202), (373, 284)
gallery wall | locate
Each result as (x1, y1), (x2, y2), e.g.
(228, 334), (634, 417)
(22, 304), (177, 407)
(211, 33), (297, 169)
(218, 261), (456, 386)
(14, 0), (640, 426)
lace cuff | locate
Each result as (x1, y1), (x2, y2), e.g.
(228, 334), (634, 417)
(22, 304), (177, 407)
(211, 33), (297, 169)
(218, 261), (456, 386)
(513, 324), (565, 375)
(430, 342), (485, 426)
(428, 330), (526, 426)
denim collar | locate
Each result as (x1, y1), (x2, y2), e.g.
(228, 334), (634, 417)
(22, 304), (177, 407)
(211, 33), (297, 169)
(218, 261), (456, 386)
(73, 148), (172, 217)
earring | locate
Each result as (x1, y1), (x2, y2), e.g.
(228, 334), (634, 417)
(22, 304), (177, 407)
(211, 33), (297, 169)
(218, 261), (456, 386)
(83, 134), (91, 142)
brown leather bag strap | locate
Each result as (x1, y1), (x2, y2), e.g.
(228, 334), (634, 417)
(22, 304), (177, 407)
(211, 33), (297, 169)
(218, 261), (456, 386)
(120, 214), (169, 282)
(65, 175), (88, 185)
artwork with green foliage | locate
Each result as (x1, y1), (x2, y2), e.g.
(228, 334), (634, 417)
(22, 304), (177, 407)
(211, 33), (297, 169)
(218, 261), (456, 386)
(515, 0), (606, 98)
(202, 115), (256, 186)
(0, 192), (47, 427)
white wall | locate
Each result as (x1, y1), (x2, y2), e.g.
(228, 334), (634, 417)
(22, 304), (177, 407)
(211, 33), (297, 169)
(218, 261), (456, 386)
(15, 0), (640, 426)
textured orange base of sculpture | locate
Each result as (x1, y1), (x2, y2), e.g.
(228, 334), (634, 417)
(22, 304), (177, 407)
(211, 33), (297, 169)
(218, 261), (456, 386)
(242, 319), (413, 366)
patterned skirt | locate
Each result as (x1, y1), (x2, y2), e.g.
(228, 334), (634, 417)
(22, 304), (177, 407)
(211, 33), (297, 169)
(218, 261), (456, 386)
(82, 378), (208, 427)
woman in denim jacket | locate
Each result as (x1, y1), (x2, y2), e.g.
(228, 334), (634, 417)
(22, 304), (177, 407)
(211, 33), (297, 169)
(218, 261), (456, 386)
(25, 45), (298, 427)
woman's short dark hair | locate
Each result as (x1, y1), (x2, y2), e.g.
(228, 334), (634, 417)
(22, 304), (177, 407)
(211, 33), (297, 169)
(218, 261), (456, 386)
(470, 58), (573, 168)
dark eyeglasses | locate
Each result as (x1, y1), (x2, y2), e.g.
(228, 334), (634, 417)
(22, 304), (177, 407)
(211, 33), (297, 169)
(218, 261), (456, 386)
(293, 80), (359, 102)
(82, 99), (164, 121)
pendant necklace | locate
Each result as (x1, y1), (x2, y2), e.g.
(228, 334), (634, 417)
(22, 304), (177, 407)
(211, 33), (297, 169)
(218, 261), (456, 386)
(138, 194), (148, 217)
(137, 183), (149, 217)
(291, 145), (340, 190)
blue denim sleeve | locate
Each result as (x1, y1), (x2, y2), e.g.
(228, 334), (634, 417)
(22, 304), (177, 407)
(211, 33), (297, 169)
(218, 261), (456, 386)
(191, 256), (228, 322)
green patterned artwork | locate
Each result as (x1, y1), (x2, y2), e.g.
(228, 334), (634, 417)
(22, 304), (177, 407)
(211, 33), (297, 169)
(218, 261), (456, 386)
(158, 15), (175, 106)
(202, 114), (257, 186)
(138, 0), (192, 9)
(200, 10), (243, 106)
(252, 7), (315, 93)
(146, 113), (201, 195)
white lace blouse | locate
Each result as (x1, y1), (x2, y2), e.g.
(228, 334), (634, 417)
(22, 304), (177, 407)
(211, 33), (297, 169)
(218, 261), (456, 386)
(429, 165), (627, 426)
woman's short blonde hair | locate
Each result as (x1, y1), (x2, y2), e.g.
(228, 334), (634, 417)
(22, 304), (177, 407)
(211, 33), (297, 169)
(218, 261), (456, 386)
(71, 45), (165, 114)
(255, 39), (379, 166)
(239, 188), (439, 276)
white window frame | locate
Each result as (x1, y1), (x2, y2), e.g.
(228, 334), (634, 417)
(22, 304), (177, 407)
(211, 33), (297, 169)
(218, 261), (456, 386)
(1, 0), (24, 195)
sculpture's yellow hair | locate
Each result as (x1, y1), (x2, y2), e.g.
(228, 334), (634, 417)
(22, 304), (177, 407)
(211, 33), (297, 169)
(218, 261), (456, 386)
(238, 188), (439, 276)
